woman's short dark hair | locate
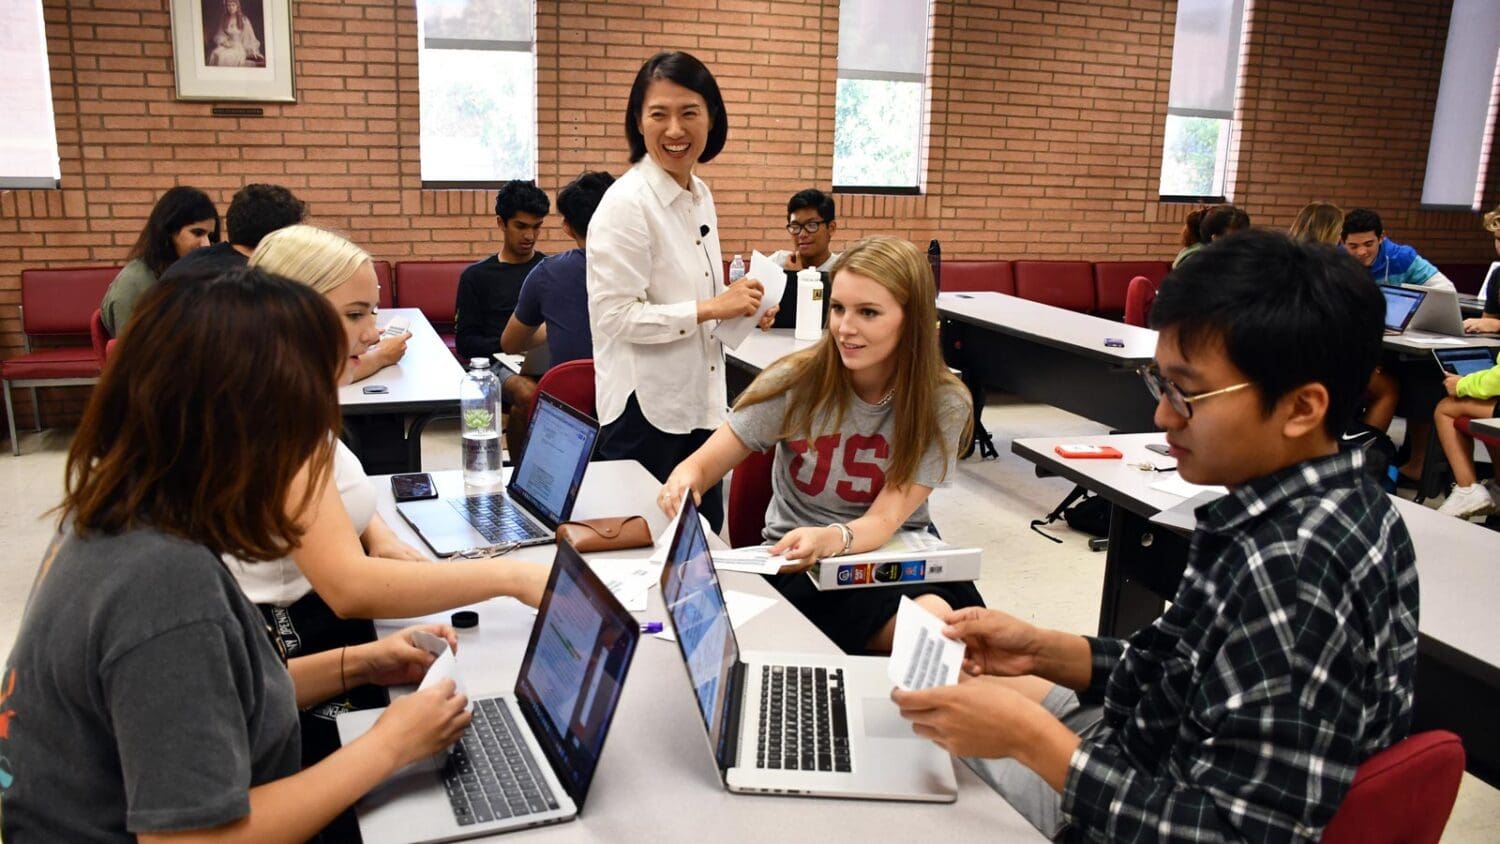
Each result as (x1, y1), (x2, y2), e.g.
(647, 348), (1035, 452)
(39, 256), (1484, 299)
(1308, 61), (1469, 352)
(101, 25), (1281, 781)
(624, 51), (728, 165)
(1152, 230), (1384, 438)
(59, 267), (345, 561)
(126, 186), (221, 276)
(1198, 204), (1250, 243)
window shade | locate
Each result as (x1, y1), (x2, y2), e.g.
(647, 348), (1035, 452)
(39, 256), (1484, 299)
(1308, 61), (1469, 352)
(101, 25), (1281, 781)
(418, 0), (532, 46)
(1166, 0), (1247, 120)
(837, 0), (930, 82)
(0, 0), (61, 189)
(1421, 0), (1500, 210)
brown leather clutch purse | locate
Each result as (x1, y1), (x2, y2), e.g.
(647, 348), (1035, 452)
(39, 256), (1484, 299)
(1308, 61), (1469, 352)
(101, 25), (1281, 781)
(554, 515), (653, 553)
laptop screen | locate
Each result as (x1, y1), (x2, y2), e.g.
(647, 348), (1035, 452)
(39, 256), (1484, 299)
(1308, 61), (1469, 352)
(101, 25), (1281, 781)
(660, 496), (741, 767)
(1436, 347), (1497, 377)
(508, 393), (599, 527)
(1382, 286), (1426, 331)
(515, 541), (639, 806)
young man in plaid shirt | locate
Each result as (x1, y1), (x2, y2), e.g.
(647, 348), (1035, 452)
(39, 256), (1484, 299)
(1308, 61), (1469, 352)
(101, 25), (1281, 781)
(894, 230), (1419, 842)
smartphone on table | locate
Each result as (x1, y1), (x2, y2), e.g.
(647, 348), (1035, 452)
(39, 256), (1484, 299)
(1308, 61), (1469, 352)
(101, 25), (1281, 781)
(391, 472), (438, 502)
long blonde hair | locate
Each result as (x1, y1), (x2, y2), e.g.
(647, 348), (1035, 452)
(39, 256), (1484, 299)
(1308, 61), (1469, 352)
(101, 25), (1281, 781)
(735, 235), (971, 489)
(1289, 202), (1344, 245)
(249, 224), (370, 294)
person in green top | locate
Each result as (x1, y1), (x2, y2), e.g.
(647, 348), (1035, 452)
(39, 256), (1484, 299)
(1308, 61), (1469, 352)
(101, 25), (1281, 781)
(1434, 355), (1500, 519)
(1171, 204), (1250, 269)
(99, 186), (219, 336)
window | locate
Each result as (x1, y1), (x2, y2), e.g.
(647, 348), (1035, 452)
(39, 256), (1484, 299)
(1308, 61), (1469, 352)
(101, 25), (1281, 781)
(833, 0), (931, 193)
(1158, 0), (1248, 201)
(0, 0), (61, 189)
(417, 0), (535, 187)
(1420, 0), (1500, 211)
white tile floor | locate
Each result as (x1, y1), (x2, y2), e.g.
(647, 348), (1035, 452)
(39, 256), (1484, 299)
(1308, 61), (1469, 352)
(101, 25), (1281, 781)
(1, 396), (1497, 840)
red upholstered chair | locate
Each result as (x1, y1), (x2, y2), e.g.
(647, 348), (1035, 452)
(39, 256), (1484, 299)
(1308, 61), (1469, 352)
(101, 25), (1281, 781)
(728, 448), (776, 549)
(372, 260), (394, 310)
(528, 359), (596, 420)
(3, 267), (117, 455)
(1094, 261), (1171, 317)
(1321, 731), (1465, 844)
(1122, 276), (1158, 328)
(393, 260), (469, 360)
(89, 309), (109, 367)
(1013, 261), (1096, 312)
(939, 260), (1016, 295)
(1456, 415), (1500, 449)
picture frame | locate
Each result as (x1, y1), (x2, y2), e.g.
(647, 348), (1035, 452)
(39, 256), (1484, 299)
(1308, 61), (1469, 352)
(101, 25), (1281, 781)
(169, 0), (294, 102)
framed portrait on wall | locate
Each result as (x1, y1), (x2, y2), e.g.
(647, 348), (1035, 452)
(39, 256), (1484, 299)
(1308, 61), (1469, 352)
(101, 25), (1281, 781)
(169, 0), (294, 102)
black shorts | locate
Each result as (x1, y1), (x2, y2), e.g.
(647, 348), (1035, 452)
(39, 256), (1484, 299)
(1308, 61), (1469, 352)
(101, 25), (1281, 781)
(764, 573), (985, 655)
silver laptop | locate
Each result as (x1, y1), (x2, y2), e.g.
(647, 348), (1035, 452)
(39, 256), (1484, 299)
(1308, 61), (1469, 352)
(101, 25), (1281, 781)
(336, 541), (641, 843)
(1402, 282), (1465, 336)
(658, 496), (957, 803)
(1380, 285), (1426, 336)
(398, 391), (599, 557)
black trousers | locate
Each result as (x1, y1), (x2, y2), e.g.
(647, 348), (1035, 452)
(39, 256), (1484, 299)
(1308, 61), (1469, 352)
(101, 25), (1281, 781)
(597, 392), (723, 532)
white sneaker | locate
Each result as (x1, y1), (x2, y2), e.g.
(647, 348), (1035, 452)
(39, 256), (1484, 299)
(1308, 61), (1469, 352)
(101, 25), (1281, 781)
(1437, 484), (1496, 519)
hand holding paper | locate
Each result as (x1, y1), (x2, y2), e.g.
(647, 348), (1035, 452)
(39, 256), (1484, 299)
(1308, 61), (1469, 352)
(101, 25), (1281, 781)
(888, 597), (965, 691)
(711, 251), (786, 350)
(415, 630), (471, 711)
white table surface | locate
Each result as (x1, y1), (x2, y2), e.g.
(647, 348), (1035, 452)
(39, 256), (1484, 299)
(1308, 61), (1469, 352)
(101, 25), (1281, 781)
(724, 328), (819, 375)
(937, 291), (1158, 364)
(1011, 433), (1500, 673)
(1382, 330), (1500, 354)
(369, 460), (1043, 842)
(340, 308), (464, 412)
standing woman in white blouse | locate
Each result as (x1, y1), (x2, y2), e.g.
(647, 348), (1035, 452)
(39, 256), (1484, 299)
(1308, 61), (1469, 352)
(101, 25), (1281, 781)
(587, 51), (774, 531)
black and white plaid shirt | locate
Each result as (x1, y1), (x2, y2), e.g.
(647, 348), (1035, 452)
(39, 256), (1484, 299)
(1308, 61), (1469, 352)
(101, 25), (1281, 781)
(1061, 450), (1420, 842)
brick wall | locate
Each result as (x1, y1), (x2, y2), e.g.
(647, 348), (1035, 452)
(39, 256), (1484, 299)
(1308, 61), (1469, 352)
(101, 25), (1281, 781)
(3, 0), (1497, 426)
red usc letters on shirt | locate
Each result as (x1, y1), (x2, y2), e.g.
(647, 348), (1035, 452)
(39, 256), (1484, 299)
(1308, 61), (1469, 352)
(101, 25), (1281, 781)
(787, 434), (890, 503)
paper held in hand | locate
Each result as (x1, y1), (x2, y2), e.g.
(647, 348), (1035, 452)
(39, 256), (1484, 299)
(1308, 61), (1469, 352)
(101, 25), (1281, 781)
(710, 250), (786, 350)
(888, 597), (965, 691)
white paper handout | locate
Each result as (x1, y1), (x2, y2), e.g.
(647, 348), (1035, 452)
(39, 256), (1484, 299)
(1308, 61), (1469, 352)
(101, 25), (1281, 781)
(655, 589), (775, 642)
(649, 489), (715, 565)
(414, 631), (471, 711)
(710, 250), (786, 350)
(887, 597), (965, 691)
(712, 545), (790, 574)
(590, 558), (660, 613)
(1399, 336), (1470, 347)
(1149, 475), (1228, 500)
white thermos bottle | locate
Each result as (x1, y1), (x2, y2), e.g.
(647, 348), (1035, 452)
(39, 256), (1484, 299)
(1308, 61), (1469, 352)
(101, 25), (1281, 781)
(795, 268), (823, 340)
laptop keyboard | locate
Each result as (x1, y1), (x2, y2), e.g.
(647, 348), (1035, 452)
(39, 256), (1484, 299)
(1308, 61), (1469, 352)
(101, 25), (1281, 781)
(450, 494), (548, 544)
(443, 699), (559, 826)
(755, 665), (852, 773)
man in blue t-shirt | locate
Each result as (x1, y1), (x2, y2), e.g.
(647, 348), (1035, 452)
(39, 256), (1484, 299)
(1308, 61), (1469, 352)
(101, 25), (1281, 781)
(501, 170), (615, 452)
(1340, 208), (1454, 290)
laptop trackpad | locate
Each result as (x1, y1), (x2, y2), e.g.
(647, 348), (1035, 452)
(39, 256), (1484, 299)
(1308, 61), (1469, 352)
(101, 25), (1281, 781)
(861, 698), (916, 739)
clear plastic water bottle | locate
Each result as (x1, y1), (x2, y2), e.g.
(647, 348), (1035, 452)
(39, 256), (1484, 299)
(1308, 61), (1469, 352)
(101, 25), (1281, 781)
(729, 254), (746, 283)
(460, 358), (502, 489)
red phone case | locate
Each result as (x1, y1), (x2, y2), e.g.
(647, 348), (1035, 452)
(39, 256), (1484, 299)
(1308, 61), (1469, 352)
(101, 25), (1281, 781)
(1054, 445), (1123, 459)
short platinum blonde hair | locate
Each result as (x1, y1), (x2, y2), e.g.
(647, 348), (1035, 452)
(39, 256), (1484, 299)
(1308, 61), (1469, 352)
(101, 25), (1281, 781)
(249, 224), (370, 295)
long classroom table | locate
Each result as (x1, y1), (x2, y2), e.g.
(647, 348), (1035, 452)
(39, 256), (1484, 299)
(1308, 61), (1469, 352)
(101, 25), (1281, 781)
(365, 460), (1045, 842)
(1011, 433), (1500, 786)
(339, 308), (463, 474)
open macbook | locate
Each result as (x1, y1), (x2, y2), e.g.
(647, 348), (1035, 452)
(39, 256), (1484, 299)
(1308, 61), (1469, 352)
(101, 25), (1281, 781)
(657, 495), (957, 802)
(1381, 285), (1426, 335)
(1401, 283), (1465, 336)
(336, 540), (640, 843)
(398, 391), (599, 557)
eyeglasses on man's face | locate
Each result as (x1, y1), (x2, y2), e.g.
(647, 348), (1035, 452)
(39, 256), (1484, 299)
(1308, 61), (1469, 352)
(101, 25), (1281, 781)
(786, 220), (826, 235)
(1137, 364), (1251, 419)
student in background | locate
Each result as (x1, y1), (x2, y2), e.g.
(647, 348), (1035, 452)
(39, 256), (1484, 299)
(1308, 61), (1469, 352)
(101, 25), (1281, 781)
(161, 183), (307, 281)
(1341, 207), (1454, 290)
(0, 269), (469, 842)
(99, 185), (219, 336)
(658, 236), (981, 654)
(1462, 204), (1500, 336)
(589, 51), (773, 531)
(501, 170), (616, 454)
(1433, 354), (1500, 518)
(1171, 204), (1249, 269)
(1289, 200), (1343, 244)
(894, 231), (1416, 841)
(769, 189), (841, 272)
(455, 180), (549, 365)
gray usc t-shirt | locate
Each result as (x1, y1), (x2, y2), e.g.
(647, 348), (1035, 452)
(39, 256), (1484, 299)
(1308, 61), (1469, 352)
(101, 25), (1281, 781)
(0, 528), (300, 841)
(728, 363), (971, 542)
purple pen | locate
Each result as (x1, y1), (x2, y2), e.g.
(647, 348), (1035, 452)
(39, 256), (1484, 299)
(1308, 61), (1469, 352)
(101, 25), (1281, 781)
(639, 622), (664, 634)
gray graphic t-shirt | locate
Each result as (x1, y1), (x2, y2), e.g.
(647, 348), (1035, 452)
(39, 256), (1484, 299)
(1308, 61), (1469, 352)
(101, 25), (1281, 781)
(728, 363), (971, 542)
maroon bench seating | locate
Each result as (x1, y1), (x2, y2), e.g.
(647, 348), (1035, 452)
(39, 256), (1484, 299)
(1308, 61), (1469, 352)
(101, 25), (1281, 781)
(393, 260), (469, 359)
(940, 260), (1015, 295)
(1014, 261), (1096, 312)
(4, 266), (118, 455)
(373, 260), (394, 310)
(1094, 261), (1172, 316)
(1442, 263), (1492, 296)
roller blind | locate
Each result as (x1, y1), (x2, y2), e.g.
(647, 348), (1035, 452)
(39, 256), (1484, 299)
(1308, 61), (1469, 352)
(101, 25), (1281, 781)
(1421, 0), (1500, 210)
(1166, 0), (1247, 120)
(837, 0), (929, 82)
(0, 0), (61, 189)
